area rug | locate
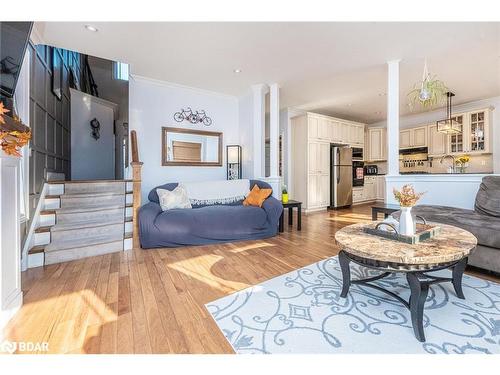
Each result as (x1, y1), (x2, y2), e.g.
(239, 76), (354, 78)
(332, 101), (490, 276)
(205, 256), (500, 354)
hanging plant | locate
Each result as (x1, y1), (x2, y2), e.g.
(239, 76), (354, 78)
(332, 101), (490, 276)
(0, 101), (31, 157)
(407, 60), (448, 111)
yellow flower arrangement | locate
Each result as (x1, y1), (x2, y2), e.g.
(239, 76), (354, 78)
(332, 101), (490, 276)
(455, 155), (470, 166)
(0, 101), (32, 157)
(393, 184), (425, 207)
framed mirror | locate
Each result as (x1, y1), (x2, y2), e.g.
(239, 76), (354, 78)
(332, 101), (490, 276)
(162, 127), (223, 166)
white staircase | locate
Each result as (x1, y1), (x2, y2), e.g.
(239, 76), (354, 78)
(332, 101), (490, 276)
(27, 180), (134, 268)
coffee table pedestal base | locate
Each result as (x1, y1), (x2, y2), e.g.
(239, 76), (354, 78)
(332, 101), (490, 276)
(338, 250), (468, 342)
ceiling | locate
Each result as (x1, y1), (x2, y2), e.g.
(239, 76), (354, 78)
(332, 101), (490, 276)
(35, 22), (500, 123)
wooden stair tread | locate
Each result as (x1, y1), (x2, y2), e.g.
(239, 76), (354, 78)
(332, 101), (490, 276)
(41, 209), (56, 215)
(45, 195), (61, 199)
(124, 232), (132, 239)
(125, 216), (132, 222)
(126, 203), (133, 208)
(29, 245), (45, 254)
(49, 179), (133, 184)
(35, 226), (51, 233)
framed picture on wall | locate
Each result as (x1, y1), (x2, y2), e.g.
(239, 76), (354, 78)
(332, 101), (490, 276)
(52, 48), (63, 100)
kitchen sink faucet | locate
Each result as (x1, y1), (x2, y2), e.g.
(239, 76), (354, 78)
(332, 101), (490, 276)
(440, 154), (456, 173)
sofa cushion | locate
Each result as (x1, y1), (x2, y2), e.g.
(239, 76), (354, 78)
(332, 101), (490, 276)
(243, 184), (272, 207)
(157, 185), (191, 211)
(396, 205), (500, 249)
(474, 176), (500, 217)
(148, 179), (273, 206)
(146, 204), (269, 247)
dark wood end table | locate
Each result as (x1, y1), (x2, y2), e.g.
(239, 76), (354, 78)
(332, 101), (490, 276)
(371, 203), (400, 221)
(279, 200), (302, 233)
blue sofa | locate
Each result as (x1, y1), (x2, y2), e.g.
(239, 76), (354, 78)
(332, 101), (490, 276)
(138, 180), (283, 248)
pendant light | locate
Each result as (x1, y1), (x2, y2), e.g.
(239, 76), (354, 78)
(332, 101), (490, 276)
(437, 92), (461, 134)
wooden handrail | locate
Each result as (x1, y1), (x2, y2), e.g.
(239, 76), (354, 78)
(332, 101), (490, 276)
(129, 129), (143, 249)
(131, 130), (139, 163)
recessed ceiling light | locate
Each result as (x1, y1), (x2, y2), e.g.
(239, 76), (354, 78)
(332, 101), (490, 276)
(378, 92), (386, 97)
(346, 103), (352, 107)
(374, 111), (382, 115)
(85, 25), (98, 32)
(233, 69), (242, 73)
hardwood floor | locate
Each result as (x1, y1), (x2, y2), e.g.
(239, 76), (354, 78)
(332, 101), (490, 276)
(4, 204), (499, 354)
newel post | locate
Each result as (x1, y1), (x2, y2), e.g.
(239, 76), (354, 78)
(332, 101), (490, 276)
(130, 130), (143, 248)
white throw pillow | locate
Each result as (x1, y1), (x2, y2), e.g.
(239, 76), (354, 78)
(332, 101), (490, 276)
(157, 185), (192, 211)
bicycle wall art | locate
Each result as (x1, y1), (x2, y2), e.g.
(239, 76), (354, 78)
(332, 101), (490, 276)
(173, 107), (212, 126)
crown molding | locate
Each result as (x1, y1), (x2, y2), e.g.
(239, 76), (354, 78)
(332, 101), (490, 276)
(130, 74), (238, 101)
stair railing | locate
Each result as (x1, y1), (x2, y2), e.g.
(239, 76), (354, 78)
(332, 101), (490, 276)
(130, 130), (143, 248)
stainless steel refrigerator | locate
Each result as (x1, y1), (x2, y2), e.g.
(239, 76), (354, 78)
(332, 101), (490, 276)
(330, 145), (353, 208)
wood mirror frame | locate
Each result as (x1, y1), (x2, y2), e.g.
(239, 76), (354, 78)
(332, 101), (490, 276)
(161, 127), (223, 167)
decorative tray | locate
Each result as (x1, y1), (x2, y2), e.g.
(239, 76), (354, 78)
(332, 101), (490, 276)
(363, 222), (441, 244)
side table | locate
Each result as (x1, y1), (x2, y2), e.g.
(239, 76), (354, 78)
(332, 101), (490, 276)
(279, 200), (302, 232)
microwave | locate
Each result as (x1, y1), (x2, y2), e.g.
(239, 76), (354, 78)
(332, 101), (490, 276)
(352, 147), (363, 161)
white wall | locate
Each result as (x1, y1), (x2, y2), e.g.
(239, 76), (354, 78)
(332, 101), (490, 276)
(70, 89), (117, 180)
(369, 96), (500, 173)
(129, 75), (239, 202)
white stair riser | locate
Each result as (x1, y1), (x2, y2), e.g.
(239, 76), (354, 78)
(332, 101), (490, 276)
(48, 184), (64, 196)
(44, 198), (60, 210)
(60, 195), (124, 208)
(126, 193), (133, 205)
(28, 253), (44, 268)
(124, 238), (133, 251)
(56, 208), (125, 224)
(124, 221), (133, 233)
(34, 232), (50, 246)
(50, 223), (124, 243)
(39, 214), (56, 227)
(126, 207), (133, 217)
(126, 182), (133, 192)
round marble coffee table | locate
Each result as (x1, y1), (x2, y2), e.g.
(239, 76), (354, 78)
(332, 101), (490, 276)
(335, 222), (477, 342)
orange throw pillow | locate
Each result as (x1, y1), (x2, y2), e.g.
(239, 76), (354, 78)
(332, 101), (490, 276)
(243, 185), (272, 207)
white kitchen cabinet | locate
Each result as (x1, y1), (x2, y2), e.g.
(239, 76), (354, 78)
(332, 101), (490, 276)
(292, 113), (367, 211)
(376, 176), (386, 201)
(400, 129), (412, 148)
(364, 176), (377, 201)
(448, 114), (465, 154)
(400, 126), (427, 149)
(352, 187), (364, 203)
(428, 124), (448, 156)
(465, 109), (490, 154)
(412, 126), (427, 147)
(367, 128), (387, 161)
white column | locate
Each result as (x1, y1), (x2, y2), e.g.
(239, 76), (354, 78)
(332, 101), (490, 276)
(387, 60), (401, 177)
(251, 84), (267, 178)
(269, 84), (280, 178)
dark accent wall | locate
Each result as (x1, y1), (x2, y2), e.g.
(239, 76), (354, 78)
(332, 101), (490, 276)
(28, 43), (82, 213)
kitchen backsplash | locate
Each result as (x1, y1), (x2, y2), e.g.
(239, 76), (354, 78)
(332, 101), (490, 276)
(366, 155), (493, 174)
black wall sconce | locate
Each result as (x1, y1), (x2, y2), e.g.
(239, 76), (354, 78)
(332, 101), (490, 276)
(226, 145), (242, 180)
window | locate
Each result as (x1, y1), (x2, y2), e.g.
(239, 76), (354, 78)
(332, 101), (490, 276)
(113, 61), (129, 81)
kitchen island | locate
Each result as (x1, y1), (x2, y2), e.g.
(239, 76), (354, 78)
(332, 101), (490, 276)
(384, 173), (497, 209)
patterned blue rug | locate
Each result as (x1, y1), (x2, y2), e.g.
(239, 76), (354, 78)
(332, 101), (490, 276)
(206, 256), (500, 354)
